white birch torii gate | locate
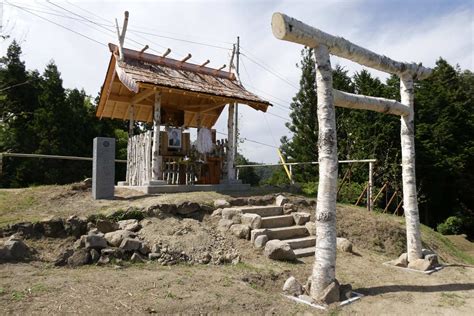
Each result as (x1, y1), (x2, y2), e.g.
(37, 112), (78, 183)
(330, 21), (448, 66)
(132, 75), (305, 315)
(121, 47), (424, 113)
(272, 13), (433, 302)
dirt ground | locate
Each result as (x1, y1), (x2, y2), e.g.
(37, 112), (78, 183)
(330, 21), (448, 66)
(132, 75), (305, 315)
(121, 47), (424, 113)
(1, 248), (473, 315)
(1, 185), (473, 314)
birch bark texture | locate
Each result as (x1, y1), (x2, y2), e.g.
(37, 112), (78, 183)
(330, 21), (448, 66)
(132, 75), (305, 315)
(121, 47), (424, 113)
(311, 45), (338, 300)
(151, 92), (162, 181)
(333, 89), (410, 116)
(400, 75), (423, 261)
(227, 103), (236, 180)
(271, 12), (432, 79)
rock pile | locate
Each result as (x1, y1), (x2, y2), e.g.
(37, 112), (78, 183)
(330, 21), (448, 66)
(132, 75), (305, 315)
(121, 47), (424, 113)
(282, 276), (353, 305)
(0, 235), (35, 262)
(53, 218), (193, 267)
(391, 248), (441, 271)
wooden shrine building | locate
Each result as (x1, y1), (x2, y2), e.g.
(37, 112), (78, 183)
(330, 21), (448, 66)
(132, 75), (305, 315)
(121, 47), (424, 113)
(96, 43), (271, 193)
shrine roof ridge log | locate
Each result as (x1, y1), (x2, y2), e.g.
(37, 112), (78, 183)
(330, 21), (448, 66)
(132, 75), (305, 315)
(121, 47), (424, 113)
(271, 12), (433, 79)
(109, 43), (235, 81)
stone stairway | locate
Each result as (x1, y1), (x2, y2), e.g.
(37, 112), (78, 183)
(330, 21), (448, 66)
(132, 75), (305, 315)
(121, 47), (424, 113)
(235, 205), (315, 258)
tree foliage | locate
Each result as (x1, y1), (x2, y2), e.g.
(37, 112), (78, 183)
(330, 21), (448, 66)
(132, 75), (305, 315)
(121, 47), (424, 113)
(280, 47), (473, 231)
(0, 41), (127, 187)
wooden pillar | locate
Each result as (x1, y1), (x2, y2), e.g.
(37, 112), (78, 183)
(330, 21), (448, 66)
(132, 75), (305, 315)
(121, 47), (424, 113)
(227, 103), (236, 180)
(400, 75), (423, 262)
(151, 92), (162, 182)
(367, 161), (373, 211)
(311, 45), (338, 302)
(128, 104), (134, 136)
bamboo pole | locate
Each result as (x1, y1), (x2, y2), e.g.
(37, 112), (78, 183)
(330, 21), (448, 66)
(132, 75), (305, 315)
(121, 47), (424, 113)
(384, 190), (398, 213)
(355, 183), (368, 206)
(372, 182), (388, 204)
(367, 162), (374, 211)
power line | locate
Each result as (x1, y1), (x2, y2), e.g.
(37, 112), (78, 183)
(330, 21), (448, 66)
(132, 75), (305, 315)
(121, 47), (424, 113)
(216, 131), (278, 149)
(65, 0), (234, 46)
(6, 1), (106, 47)
(240, 51), (298, 90)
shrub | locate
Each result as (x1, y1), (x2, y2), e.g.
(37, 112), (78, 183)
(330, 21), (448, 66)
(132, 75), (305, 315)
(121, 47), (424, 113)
(107, 208), (145, 221)
(437, 216), (464, 235)
(301, 181), (317, 196)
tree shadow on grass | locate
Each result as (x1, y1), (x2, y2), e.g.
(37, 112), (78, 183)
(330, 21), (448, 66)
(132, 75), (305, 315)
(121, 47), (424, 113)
(357, 283), (474, 296)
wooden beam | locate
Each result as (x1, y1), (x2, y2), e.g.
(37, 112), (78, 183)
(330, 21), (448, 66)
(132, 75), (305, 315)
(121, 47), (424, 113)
(132, 89), (156, 104)
(333, 89), (410, 116)
(162, 48), (171, 57)
(109, 43), (235, 80)
(271, 12), (433, 79)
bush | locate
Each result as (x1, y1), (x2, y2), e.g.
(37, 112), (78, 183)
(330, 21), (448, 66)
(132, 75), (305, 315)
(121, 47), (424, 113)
(301, 181), (317, 196)
(437, 216), (464, 235)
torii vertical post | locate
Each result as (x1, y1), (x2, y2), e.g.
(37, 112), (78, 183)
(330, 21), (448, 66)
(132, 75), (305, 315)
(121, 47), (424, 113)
(311, 44), (338, 299)
(151, 91), (162, 182)
(400, 75), (423, 261)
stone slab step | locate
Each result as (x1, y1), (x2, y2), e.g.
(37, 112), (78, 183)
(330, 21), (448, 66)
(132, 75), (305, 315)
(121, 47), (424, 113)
(261, 215), (294, 228)
(294, 247), (315, 258)
(286, 236), (316, 249)
(266, 226), (308, 240)
(240, 206), (283, 217)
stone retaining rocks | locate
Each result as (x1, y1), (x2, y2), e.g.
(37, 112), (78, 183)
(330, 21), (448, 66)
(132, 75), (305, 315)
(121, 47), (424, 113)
(85, 235), (108, 250)
(67, 249), (90, 267)
(175, 202), (200, 215)
(214, 199), (230, 208)
(230, 224), (250, 239)
(316, 279), (340, 305)
(283, 276), (303, 296)
(221, 208), (242, 222)
(264, 240), (296, 261)
(0, 236), (34, 262)
(283, 203), (297, 214)
(250, 228), (270, 243)
(254, 235), (268, 249)
(240, 213), (262, 229)
(104, 230), (135, 247)
(96, 219), (119, 234)
(118, 219), (141, 232)
(275, 195), (289, 206)
(41, 218), (66, 238)
(119, 238), (142, 252)
(305, 222), (316, 236)
(336, 237), (353, 253)
(217, 219), (234, 232)
(292, 212), (310, 225)
(64, 216), (87, 238)
(393, 253), (408, 267)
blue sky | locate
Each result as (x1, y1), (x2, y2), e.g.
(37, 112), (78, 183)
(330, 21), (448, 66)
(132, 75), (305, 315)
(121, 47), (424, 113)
(1, 0), (473, 163)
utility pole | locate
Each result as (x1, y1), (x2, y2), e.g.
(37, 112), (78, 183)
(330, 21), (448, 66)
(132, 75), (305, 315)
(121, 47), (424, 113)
(234, 36), (240, 160)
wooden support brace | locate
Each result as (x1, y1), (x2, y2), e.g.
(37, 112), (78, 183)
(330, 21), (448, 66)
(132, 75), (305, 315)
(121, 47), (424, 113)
(355, 183), (368, 206)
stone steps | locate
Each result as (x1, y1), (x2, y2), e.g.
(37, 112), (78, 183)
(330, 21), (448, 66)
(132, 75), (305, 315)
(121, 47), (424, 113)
(240, 206), (283, 217)
(293, 247), (315, 258)
(285, 236), (316, 249)
(261, 215), (294, 228)
(266, 225), (308, 240)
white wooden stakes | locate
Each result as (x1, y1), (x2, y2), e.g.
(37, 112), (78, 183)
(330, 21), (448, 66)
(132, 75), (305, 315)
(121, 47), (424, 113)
(311, 44), (339, 300)
(227, 103), (236, 180)
(400, 75), (423, 261)
(368, 161), (374, 212)
(272, 11), (433, 301)
(151, 91), (162, 181)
